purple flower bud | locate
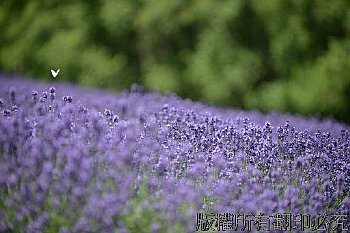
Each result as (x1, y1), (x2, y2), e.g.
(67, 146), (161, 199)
(11, 105), (17, 112)
(3, 109), (10, 116)
(42, 91), (48, 99)
(63, 95), (73, 103)
(50, 87), (56, 94)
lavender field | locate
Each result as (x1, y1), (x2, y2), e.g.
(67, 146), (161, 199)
(0, 75), (349, 233)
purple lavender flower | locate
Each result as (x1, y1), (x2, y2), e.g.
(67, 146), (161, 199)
(0, 75), (349, 233)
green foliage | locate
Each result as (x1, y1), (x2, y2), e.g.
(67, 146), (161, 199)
(1, 0), (349, 123)
(121, 180), (187, 233)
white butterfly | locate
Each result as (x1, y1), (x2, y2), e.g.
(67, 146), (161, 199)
(51, 69), (60, 78)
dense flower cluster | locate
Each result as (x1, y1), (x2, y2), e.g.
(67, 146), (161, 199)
(0, 75), (349, 233)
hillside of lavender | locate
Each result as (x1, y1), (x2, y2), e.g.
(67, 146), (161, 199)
(0, 74), (349, 233)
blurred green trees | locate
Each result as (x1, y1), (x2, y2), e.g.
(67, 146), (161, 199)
(1, 0), (349, 123)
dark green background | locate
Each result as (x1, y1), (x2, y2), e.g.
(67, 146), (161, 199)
(1, 0), (349, 123)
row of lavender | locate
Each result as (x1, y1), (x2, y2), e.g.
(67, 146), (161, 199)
(0, 75), (349, 232)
